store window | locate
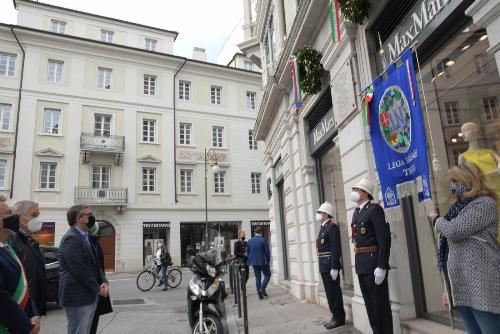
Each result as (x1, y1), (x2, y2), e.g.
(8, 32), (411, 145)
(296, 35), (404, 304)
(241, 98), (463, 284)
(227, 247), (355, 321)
(415, 24), (500, 321)
(143, 222), (170, 266)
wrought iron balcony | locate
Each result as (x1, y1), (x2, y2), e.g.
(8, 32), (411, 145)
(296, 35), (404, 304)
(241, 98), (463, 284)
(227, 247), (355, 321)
(74, 187), (128, 205)
(80, 133), (125, 153)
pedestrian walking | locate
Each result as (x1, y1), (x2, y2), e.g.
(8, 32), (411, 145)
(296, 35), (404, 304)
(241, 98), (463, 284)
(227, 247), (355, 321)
(234, 231), (249, 283)
(59, 205), (109, 334)
(431, 162), (500, 334)
(155, 240), (171, 291)
(88, 222), (113, 334)
(315, 201), (345, 329)
(7, 201), (47, 317)
(351, 177), (393, 334)
(247, 226), (271, 300)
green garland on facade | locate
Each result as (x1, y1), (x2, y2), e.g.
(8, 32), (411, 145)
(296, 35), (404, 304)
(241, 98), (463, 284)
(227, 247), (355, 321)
(297, 46), (323, 95)
(338, 0), (369, 24)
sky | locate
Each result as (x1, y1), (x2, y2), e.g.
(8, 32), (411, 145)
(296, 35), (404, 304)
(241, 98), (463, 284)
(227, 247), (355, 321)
(0, 0), (244, 64)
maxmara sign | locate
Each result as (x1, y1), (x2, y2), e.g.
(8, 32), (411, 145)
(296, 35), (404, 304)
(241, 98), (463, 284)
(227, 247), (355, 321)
(310, 109), (336, 153)
(382, 0), (452, 62)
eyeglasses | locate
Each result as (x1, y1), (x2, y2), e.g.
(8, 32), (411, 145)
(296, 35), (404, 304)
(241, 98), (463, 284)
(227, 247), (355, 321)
(79, 212), (93, 217)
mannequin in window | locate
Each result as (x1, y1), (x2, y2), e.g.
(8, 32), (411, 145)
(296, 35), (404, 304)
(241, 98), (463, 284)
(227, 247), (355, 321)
(458, 121), (500, 242)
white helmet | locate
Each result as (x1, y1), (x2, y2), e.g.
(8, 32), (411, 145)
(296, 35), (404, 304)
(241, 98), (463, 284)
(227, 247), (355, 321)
(353, 177), (374, 198)
(316, 202), (334, 218)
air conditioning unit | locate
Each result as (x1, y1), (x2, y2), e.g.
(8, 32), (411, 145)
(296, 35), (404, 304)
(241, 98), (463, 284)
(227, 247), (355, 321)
(98, 190), (106, 198)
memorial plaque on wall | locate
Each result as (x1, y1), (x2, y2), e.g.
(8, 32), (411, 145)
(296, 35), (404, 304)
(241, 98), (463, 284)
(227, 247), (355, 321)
(331, 60), (356, 126)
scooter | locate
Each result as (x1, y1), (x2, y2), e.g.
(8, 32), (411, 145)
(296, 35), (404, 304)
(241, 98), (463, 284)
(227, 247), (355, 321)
(186, 246), (227, 334)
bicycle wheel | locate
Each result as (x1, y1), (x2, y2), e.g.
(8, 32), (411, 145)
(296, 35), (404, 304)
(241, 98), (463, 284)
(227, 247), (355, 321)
(137, 270), (156, 291)
(167, 267), (182, 288)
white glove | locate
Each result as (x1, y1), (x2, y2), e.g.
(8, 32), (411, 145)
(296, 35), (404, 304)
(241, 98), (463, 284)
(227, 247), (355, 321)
(374, 267), (386, 285)
(330, 269), (339, 281)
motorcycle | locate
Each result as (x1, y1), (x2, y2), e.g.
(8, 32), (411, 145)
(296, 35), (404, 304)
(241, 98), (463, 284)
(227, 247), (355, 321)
(186, 229), (228, 334)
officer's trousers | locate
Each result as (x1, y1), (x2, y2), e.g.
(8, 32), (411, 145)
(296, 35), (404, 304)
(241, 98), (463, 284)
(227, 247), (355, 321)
(320, 272), (345, 322)
(358, 273), (393, 334)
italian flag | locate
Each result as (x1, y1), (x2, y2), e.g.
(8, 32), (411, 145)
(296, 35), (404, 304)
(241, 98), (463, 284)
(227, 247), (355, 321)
(329, 0), (341, 42)
(7, 246), (30, 309)
(290, 54), (302, 108)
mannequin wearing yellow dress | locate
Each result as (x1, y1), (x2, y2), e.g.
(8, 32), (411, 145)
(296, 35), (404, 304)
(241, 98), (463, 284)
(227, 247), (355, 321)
(458, 122), (500, 242)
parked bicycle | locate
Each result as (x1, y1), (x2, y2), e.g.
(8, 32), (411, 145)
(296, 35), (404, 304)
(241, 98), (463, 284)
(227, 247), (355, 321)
(136, 256), (183, 291)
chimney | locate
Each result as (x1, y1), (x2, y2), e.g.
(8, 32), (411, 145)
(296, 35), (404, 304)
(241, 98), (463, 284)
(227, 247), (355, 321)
(192, 47), (207, 62)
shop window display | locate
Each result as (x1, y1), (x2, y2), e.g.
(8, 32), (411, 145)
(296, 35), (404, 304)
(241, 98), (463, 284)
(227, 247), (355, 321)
(415, 24), (500, 319)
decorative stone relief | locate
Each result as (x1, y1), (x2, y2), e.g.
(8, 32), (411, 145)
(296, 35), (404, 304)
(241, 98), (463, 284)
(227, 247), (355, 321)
(177, 150), (228, 163)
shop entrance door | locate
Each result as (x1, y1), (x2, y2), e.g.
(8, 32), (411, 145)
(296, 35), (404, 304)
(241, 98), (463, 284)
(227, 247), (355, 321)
(97, 221), (115, 271)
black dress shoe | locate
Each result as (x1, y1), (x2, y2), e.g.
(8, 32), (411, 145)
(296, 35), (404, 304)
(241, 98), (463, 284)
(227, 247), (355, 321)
(258, 291), (264, 300)
(324, 319), (345, 330)
(162, 287), (168, 291)
(261, 289), (268, 297)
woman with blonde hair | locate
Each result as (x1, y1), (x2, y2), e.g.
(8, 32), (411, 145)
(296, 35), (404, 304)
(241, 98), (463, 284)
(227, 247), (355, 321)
(431, 162), (500, 333)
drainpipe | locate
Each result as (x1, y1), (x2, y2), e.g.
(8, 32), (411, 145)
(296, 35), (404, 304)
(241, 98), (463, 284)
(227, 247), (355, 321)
(173, 59), (187, 203)
(9, 26), (25, 199)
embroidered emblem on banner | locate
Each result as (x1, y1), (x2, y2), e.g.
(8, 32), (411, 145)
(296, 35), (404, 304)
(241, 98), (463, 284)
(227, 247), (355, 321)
(379, 86), (411, 154)
(385, 187), (397, 207)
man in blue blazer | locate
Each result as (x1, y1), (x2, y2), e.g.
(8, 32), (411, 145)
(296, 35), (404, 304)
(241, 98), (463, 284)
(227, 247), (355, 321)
(247, 226), (271, 300)
(59, 205), (109, 334)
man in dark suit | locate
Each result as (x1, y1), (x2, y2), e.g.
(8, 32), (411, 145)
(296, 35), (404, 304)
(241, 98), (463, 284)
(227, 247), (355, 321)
(59, 205), (109, 334)
(351, 178), (393, 334)
(247, 226), (270, 300)
(315, 201), (345, 329)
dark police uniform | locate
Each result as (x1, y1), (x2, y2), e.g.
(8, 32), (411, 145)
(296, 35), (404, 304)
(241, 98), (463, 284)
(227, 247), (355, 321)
(317, 219), (345, 323)
(351, 202), (393, 334)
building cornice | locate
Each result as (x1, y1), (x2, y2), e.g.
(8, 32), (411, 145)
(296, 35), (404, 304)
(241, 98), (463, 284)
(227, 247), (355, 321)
(0, 24), (264, 78)
(15, 0), (179, 40)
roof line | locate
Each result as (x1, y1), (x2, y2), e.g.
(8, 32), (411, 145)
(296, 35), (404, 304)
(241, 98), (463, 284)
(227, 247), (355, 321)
(13, 0), (179, 40)
(2, 24), (262, 76)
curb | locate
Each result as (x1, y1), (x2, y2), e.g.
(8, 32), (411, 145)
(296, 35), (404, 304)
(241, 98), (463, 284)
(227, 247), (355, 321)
(224, 294), (241, 334)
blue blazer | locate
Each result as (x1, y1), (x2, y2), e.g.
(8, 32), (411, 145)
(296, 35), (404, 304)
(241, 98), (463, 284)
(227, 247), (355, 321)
(58, 227), (107, 307)
(0, 245), (38, 334)
(247, 235), (270, 266)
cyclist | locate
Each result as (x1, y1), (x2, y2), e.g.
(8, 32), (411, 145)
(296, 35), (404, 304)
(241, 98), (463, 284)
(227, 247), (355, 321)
(155, 240), (169, 291)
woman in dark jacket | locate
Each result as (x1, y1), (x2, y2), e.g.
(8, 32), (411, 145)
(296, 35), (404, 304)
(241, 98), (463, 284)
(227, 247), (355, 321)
(234, 231), (249, 283)
(89, 224), (113, 334)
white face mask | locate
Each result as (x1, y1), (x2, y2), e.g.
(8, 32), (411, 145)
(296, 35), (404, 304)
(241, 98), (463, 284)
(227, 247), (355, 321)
(27, 217), (43, 233)
(158, 243), (163, 248)
(315, 213), (323, 222)
(350, 191), (361, 203)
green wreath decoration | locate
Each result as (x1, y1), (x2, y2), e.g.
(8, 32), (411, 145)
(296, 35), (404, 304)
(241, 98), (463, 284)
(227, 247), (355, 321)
(297, 46), (323, 95)
(338, 0), (369, 24)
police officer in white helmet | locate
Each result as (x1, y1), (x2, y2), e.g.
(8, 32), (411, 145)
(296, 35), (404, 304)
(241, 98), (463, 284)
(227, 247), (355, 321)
(315, 201), (345, 329)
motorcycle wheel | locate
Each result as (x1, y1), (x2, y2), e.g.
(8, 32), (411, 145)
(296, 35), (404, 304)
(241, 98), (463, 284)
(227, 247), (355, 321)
(167, 268), (182, 288)
(192, 314), (223, 334)
(136, 270), (156, 292)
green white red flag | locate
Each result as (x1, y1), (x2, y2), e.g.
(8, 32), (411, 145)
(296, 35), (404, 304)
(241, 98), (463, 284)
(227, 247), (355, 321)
(329, 0), (341, 42)
(289, 54), (302, 109)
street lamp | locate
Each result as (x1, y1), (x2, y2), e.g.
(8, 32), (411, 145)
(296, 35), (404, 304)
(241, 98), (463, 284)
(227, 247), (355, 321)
(204, 148), (220, 251)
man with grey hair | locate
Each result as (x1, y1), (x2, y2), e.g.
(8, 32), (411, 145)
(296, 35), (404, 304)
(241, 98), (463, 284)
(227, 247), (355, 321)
(8, 200), (47, 316)
(59, 204), (108, 334)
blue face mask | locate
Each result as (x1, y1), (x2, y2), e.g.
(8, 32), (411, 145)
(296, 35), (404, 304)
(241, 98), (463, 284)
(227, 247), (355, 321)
(450, 182), (468, 198)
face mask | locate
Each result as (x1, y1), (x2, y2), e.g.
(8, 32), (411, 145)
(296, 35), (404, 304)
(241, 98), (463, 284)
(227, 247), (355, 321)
(158, 243), (163, 248)
(88, 222), (99, 236)
(241, 237), (246, 241)
(3, 215), (20, 232)
(350, 191), (360, 203)
(315, 213), (323, 222)
(87, 215), (96, 228)
(27, 217), (43, 233)
(450, 182), (468, 198)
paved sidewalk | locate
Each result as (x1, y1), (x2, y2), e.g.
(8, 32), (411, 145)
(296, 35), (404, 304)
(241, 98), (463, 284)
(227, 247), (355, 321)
(225, 283), (360, 334)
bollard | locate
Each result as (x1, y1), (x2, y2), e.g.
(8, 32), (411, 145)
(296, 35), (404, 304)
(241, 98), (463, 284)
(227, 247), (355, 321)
(236, 263), (242, 318)
(234, 263), (239, 306)
(229, 262), (234, 295)
(240, 266), (249, 334)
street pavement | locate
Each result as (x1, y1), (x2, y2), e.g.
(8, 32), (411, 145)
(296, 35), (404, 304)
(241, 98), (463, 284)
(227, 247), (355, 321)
(41, 271), (191, 334)
(226, 274), (360, 334)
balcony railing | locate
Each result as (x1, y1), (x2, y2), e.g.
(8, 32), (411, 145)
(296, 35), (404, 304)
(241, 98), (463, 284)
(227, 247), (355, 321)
(80, 133), (125, 153)
(74, 187), (128, 205)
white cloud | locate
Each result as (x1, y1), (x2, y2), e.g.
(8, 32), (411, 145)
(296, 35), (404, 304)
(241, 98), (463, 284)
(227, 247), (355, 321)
(0, 0), (243, 63)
